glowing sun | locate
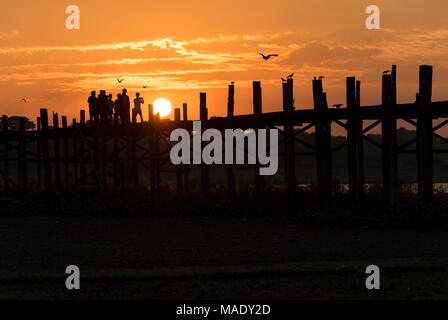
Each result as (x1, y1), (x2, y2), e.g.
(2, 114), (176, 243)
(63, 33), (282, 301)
(153, 98), (172, 117)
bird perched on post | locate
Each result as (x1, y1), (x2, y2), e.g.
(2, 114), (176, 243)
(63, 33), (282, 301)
(332, 104), (343, 109)
(287, 73), (295, 78)
(230, 81), (235, 85)
(281, 78), (287, 82)
(313, 77), (317, 80)
(258, 52), (279, 60)
(383, 70), (391, 74)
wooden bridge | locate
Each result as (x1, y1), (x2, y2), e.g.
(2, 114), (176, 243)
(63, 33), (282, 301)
(0, 65), (446, 205)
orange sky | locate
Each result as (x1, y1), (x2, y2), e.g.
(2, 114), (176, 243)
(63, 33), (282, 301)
(1, 0), (448, 123)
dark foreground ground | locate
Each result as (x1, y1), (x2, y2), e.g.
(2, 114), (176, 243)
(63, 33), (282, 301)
(0, 191), (447, 299)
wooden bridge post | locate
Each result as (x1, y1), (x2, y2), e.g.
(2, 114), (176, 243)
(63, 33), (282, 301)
(253, 81), (265, 198)
(283, 78), (296, 193)
(313, 80), (332, 201)
(226, 84), (236, 197)
(148, 104), (157, 192)
(417, 65), (433, 203)
(182, 103), (190, 194)
(174, 108), (183, 196)
(53, 113), (62, 188)
(2, 115), (9, 191)
(200, 92), (209, 196)
(79, 110), (87, 184)
(347, 77), (364, 201)
(36, 117), (42, 189)
(154, 113), (161, 190)
(40, 109), (51, 190)
(382, 66), (398, 206)
(72, 119), (79, 184)
(62, 116), (70, 189)
(147, 104), (154, 123)
(183, 103), (188, 121)
(18, 117), (27, 192)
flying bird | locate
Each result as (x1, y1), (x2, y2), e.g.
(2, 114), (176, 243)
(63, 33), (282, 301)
(117, 79), (124, 83)
(21, 98), (27, 103)
(383, 70), (391, 74)
(143, 85), (148, 88)
(287, 73), (295, 78)
(258, 52), (279, 60)
(332, 104), (343, 109)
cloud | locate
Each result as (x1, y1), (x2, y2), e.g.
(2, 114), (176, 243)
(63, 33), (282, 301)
(0, 30), (20, 40)
(282, 42), (381, 69)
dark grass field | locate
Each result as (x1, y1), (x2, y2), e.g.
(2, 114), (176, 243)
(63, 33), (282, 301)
(1, 190), (448, 299)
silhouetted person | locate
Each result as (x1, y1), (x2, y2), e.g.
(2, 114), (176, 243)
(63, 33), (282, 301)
(88, 91), (98, 125)
(108, 94), (114, 123)
(98, 90), (109, 124)
(114, 93), (122, 124)
(133, 92), (144, 123)
(121, 89), (130, 124)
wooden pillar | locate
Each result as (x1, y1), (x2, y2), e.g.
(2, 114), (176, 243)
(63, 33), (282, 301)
(283, 78), (296, 193)
(36, 117), (42, 189)
(53, 113), (62, 188)
(183, 103), (188, 121)
(347, 77), (364, 201)
(2, 115), (9, 191)
(226, 84), (236, 197)
(253, 81), (265, 198)
(200, 92), (209, 196)
(417, 65), (433, 203)
(382, 66), (398, 206)
(40, 109), (51, 190)
(18, 117), (27, 192)
(182, 103), (190, 194)
(147, 104), (154, 123)
(313, 79), (332, 201)
(356, 80), (365, 196)
(149, 110), (160, 192)
(174, 108), (183, 195)
(72, 119), (79, 184)
(62, 116), (70, 188)
(79, 110), (86, 184)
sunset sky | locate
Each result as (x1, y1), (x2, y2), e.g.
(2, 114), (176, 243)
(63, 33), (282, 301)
(1, 0), (448, 123)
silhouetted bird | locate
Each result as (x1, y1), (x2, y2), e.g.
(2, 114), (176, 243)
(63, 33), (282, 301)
(282, 78), (287, 82)
(383, 70), (391, 74)
(258, 52), (279, 60)
(230, 81), (235, 85)
(117, 79), (124, 83)
(332, 104), (343, 109)
(143, 85), (147, 88)
(319, 76), (325, 80)
(287, 73), (295, 78)
(313, 77), (317, 80)
(21, 98), (27, 103)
